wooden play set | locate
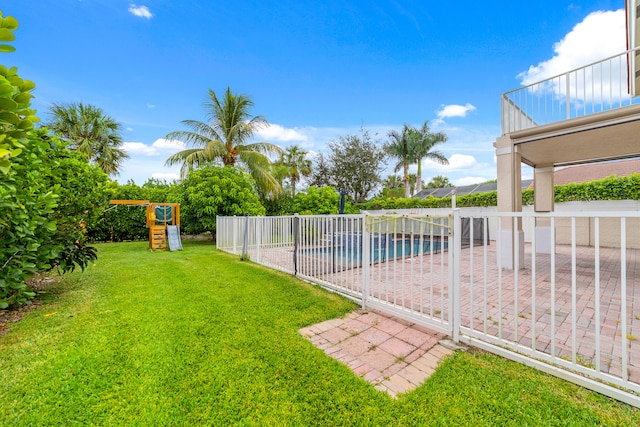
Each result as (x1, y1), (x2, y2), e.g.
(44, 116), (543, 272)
(109, 200), (182, 251)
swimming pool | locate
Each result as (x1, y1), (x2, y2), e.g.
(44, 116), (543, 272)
(302, 235), (447, 265)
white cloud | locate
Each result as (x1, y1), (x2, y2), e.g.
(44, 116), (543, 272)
(152, 138), (184, 150)
(255, 123), (309, 142)
(433, 103), (476, 126)
(151, 172), (180, 181)
(454, 176), (488, 186)
(518, 9), (625, 86)
(147, 103), (156, 109)
(122, 142), (156, 155)
(423, 153), (478, 172)
(128, 4), (153, 19)
(122, 138), (184, 156)
(436, 103), (477, 120)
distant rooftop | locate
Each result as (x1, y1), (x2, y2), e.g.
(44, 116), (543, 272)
(415, 180), (532, 200)
(415, 158), (640, 200)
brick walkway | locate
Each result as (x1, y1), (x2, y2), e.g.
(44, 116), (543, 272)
(256, 242), (640, 387)
(299, 310), (455, 397)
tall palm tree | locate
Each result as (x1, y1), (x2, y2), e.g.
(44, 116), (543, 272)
(47, 102), (129, 176)
(385, 124), (415, 198)
(410, 121), (448, 195)
(164, 87), (282, 194)
(278, 145), (312, 197)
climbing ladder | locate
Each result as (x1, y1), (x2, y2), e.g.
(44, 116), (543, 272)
(149, 225), (167, 250)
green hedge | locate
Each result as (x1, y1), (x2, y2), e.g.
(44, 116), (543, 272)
(356, 173), (640, 211)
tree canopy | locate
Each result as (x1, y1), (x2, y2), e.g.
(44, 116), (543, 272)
(409, 121), (448, 194)
(165, 87), (282, 195)
(47, 102), (129, 176)
(276, 145), (312, 197)
(309, 128), (386, 203)
(385, 121), (448, 197)
(0, 11), (37, 176)
(177, 166), (266, 235)
(385, 124), (415, 198)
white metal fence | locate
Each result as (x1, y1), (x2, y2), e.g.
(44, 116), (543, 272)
(502, 47), (640, 134)
(217, 210), (640, 406)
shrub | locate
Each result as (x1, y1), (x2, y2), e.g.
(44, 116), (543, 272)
(180, 166), (265, 234)
(355, 174), (640, 211)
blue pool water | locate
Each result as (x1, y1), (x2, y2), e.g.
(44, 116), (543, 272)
(303, 237), (446, 264)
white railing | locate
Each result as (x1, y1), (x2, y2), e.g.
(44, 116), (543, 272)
(456, 210), (640, 407)
(217, 210), (640, 406)
(502, 47), (640, 134)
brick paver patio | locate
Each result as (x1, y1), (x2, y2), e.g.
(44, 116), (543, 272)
(257, 241), (640, 389)
(299, 310), (454, 397)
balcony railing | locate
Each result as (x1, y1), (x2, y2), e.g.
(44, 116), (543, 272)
(502, 47), (640, 134)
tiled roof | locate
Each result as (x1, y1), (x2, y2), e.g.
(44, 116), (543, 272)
(526, 159), (640, 188)
(414, 158), (639, 199)
(415, 179), (533, 200)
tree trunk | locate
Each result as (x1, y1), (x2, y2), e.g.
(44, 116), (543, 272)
(403, 164), (410, 198)
(416, 157), (423, 195)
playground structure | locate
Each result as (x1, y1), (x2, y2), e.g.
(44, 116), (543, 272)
(109, 200), (182, 251)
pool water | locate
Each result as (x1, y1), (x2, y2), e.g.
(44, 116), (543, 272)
(303, 238), (446, 264)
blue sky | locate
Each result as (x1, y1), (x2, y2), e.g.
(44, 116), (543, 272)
(6, 1), (627, 187)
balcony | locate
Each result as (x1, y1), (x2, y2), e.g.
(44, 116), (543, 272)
(501, 47), (640, 168)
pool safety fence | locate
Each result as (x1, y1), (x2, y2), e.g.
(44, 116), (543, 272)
(217, 210), (640, 407)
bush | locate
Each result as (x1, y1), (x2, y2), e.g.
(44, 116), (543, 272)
(293, 186), (341, 215)
(180, 166), (265, 234)
(355, 174), (640, 211)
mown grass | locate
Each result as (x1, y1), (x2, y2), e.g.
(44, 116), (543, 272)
(0, 241), (638, 426)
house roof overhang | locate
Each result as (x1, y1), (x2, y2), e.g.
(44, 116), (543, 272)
(510, 103), (640, 167)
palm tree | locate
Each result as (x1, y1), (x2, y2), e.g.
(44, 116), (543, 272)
(408, 173), (418, 197)
(164, 87), (283, 194)
(385, 124), (415, 198)
(427, 175), (453, 189)
(382, 174), (403, 190)
(47, 102), (129, 176)
(409, 121), (448, 194)
(278, 145), (312, 197)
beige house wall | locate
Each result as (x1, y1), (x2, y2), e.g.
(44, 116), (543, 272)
(550, 201), (640, 248)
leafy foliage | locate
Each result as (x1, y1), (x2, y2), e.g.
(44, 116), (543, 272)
(165, 87), (282, 194)
(408, 121), (448, 194)
(39, 131), (111, 242)
(47, 103), (129, 176)
(0, 11), (38, 175)
(309, 128), (387, 203)
(1, 133), (59, 307)
(426, 175), (453, 189)
(262, 192), (294, 216)
(87, 181), (148, 242)
(179, 166), (265, 234)
(275, 145), (312, 197)
(385, 124), (415, 198)
(356, 174), (640, 211)
(293, 186), (340, 215)
(53, 241), (98, 274)
(0, 14), (111, 308)
(86, 179), (186, 242)
(1, 130), (111, 307)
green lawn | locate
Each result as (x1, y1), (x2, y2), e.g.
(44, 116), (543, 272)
(0, 241), (638, 426)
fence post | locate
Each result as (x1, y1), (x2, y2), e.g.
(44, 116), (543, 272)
(293, 214), (299, 276)
(361, 213), (370, 310)
(256, 217), (261, 264)
(450, 209), (462, 343)
(241, 214), (249, 260)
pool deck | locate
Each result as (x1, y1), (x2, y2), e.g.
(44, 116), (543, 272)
(256, 242), (640, 387)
